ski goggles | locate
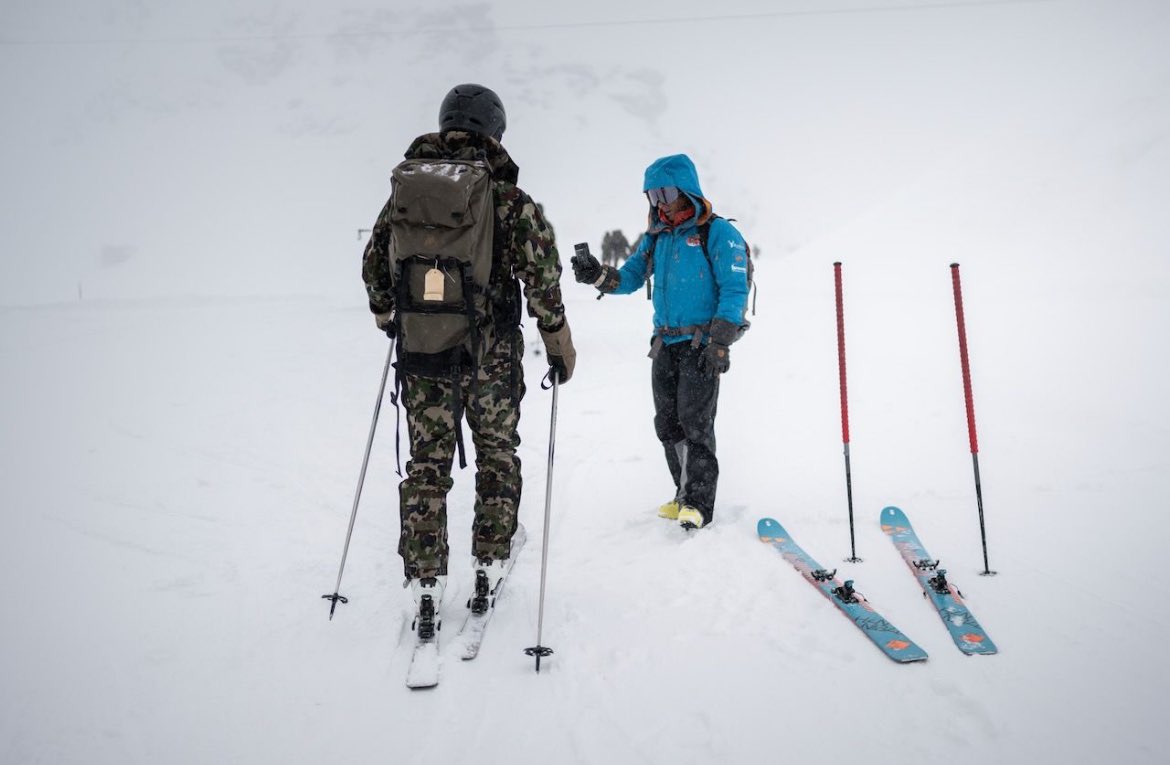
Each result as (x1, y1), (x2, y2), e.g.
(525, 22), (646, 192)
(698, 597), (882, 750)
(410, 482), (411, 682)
(646, 186), (681, 206)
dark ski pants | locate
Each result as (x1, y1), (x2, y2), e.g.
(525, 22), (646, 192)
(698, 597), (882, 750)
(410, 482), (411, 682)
(651, 342), (720, 524)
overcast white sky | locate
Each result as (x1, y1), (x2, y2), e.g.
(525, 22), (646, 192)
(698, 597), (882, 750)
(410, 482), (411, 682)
(1, 0), (1167, 305)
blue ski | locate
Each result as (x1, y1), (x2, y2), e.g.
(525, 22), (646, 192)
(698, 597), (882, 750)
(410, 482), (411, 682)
(758, 518), (928, 663)
(880, 506), (997, 656)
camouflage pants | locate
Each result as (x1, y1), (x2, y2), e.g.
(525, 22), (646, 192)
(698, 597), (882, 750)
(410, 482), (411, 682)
(398, 330), (525, 580)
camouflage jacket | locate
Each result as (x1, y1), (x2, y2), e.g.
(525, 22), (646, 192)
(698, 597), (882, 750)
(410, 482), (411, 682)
(361, 131), (566, 332)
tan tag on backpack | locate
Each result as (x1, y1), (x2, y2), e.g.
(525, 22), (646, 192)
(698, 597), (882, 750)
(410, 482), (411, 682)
(423, 267), (445, 302)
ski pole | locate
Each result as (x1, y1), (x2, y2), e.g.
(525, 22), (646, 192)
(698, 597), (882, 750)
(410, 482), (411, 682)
(525, 371), (560, 672)
(322, 338), (395, 619)
(949, 264), (995, 576)
(834, 263), (861, 563)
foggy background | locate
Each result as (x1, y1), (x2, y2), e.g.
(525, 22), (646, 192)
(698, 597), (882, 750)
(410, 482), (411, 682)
(6, 0), (1165, 305)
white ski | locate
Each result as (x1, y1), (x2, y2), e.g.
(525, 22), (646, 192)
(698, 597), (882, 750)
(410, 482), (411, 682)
(457, 524), (527, 661)
(405, 639), (440, 689)
(405, 588), (442, 689)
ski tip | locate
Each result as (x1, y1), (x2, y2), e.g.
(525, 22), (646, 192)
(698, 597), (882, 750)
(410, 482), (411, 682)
(757, 517), (787, 541)
(880, 505), (910, 532)
(406, 680), (440, 690)
(959, 634), (999, 655)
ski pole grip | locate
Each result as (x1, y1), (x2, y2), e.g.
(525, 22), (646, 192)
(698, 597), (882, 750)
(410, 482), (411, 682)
(950, 263), (979, 454)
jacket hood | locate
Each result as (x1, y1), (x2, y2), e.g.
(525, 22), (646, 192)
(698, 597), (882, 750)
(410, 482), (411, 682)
(643, 154), (704, 198)
(404, 130), (520, 184)
(643, 153), (712, 231)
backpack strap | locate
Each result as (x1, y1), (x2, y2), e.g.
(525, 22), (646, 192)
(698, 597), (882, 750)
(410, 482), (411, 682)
(390, 366), (405, 478)
(450, 365), (468, 470)
(698, 219), (713, 261)
(644, 233), (656, 301)
(461, 261), (482, 432)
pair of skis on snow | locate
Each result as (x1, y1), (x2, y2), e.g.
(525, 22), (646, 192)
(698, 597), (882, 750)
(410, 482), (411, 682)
(758, 506), (997, 662)
(406, 525), (528, 689)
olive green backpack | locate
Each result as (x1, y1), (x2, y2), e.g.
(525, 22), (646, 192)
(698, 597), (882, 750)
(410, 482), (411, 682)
(387, 157), (495, 359)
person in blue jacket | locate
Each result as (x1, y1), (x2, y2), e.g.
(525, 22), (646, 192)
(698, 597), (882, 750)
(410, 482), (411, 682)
(572, 154), (750, 529)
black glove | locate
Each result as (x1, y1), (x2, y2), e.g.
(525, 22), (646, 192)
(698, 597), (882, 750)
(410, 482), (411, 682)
(700, 318), (739, 376)
(375, 311), (396, 339)
(701, 342), (730, 376)
(571, 246), (603, 285)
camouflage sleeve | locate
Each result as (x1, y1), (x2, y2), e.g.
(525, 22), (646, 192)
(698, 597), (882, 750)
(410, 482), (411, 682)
(361, 198), (395, 314)
(499, 184), (566, 331)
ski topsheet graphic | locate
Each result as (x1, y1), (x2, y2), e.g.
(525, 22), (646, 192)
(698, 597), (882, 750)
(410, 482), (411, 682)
(758, 517), (928, 663)
(880, 506), (997, 655)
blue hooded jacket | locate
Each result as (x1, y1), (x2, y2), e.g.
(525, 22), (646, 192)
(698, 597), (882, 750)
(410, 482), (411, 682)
(610, 154), (750, 345)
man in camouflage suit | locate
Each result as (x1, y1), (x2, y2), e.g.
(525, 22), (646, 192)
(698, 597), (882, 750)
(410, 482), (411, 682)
(361, 84), (575, 617)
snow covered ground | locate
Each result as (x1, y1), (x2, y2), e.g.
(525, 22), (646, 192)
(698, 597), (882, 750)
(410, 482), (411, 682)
(3, 1), (1170, 763)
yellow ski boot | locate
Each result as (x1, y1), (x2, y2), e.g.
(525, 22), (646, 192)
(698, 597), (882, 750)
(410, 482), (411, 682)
(656, 500), (680, 520)
(677, 506), (707, 530)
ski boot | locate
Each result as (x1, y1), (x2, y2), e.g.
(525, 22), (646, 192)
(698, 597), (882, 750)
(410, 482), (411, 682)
(468, 557), (509, 615)
(657, 500), (681, 520)
(409, 576), (446, 640)
(677, 506), (707, 530)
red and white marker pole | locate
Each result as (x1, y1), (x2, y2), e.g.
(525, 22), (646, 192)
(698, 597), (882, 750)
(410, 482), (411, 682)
(834, 263), (861, 562)
(950, 263), (995, 576)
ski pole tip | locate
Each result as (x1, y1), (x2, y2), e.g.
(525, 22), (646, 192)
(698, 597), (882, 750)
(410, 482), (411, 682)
(524, 645), (554, 672)
(322, 592), (349, 620)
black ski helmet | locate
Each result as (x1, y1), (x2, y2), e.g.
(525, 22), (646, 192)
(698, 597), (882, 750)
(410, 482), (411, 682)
(438, 84), (506, 141)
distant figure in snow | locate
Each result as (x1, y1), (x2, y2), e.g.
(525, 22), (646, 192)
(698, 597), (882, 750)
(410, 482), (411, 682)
(361, 83), (576, 631)
(571, 154), (751, 530)
(600, 229), (631, 267)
